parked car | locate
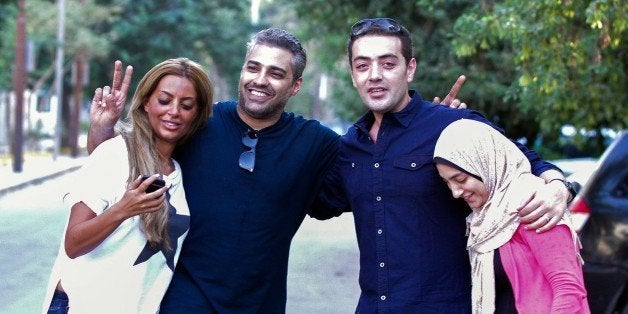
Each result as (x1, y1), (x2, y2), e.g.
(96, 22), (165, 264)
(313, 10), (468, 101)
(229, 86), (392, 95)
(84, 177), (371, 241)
(568, 130), (628, 313)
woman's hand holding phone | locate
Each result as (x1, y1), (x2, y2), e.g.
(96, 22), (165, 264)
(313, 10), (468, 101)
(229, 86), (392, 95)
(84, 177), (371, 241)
(111, 175), (168, 218)
(141, 175), (166, 193)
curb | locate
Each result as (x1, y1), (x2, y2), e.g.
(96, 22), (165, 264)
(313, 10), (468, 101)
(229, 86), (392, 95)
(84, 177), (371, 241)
(0, 165), (82, 198)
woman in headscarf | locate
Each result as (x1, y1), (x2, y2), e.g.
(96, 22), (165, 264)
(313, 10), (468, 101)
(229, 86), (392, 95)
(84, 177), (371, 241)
(433, 119), (589, 313)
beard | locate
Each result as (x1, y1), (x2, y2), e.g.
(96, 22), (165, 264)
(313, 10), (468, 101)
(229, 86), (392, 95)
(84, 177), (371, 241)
(236, 92), (289, 121)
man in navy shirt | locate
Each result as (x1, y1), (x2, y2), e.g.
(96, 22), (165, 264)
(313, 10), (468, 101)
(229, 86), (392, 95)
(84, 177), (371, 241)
(87, 29), (341, 313)
(86, 27), (460, 313)
(311, 18), (574, 313)
(87, 24), (568, 313)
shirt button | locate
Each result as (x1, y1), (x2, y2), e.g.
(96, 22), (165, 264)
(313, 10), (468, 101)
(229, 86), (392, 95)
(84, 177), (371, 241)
(374, 162), (380, 168)
(379, 262), (385, 267)
(376, 196), (382, 202)
(377, 229), (383, 235)
(351, 162), (355, 168)
(381, 295), (386, 301)
(411, 162), (417, 168)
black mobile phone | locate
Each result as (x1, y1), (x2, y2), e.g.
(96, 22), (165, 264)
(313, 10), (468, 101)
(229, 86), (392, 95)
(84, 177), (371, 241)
(141, 175), (166, 193)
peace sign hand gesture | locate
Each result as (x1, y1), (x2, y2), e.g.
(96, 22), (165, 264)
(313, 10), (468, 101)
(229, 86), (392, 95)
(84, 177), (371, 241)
(90, 60), (133, 127)
(87, 60), (133, 153)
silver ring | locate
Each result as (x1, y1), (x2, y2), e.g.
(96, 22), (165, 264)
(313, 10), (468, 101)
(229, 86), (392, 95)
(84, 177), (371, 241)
(543, 215), (550, 221)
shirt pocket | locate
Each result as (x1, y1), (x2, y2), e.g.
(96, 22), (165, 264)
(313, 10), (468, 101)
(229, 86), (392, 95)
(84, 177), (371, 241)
(342, 158), (371, 202)
(393, 154), (442, 195)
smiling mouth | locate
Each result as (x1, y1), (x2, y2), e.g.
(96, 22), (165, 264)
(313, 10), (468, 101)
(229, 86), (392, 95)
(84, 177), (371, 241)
(162, 120), (180, 130)
(246, 82), (274, 98)
(368, 87), (386, 93)
(367, 87), (388, 99)
(250, 90), (269, 97)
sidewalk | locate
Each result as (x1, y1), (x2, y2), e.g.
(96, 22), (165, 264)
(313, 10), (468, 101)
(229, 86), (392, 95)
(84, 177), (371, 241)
(0, 153), (86, 197)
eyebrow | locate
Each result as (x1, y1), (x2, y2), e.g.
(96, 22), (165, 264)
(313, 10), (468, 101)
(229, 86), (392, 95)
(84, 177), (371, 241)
(353, 53), (400, 63)
(447, 172), (464, 180)
(246, 60), (289, 76)
(159, 90), (195, 101)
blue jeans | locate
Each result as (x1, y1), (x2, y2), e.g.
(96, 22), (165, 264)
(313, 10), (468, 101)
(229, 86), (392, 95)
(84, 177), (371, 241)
(47, 290), (69, 314)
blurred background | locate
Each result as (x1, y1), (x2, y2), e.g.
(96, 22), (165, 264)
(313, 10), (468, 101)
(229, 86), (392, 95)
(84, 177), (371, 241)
(0, 1), (626, 313)
(0, 0), (626, 169)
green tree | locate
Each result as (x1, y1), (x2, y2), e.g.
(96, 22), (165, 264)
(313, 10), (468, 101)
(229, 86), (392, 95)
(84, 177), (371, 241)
(282, 0), (508, 127)
(27, 0), (122, 153)
(1, 0), (263, 153)
(284, 0), (627, 156)
(3, 0), (121, 94)
(0, 1), (17, 90)
(105, 0), (258, 100)
(4, 1), (624, 156)
(0, 0), (121, 154)
(453, 0), (627, 155)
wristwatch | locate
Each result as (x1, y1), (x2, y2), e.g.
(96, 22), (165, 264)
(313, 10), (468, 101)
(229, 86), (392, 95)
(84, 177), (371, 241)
(549, 178), (579, 203)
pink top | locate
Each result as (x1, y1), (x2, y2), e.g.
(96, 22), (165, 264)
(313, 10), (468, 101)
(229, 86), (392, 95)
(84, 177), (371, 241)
(499, 224), (590, 313)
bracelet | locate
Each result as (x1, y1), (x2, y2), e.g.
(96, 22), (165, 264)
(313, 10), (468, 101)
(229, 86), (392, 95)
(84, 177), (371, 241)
(547, 178), (577, 203)
(547, 178), (566, 184)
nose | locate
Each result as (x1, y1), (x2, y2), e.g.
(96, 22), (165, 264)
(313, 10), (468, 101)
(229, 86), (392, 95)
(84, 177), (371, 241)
(451, 186), (463, 199)
(167, 102), (181, 115)
(368, 62), (382, 80)
(253, 69), (269, 85)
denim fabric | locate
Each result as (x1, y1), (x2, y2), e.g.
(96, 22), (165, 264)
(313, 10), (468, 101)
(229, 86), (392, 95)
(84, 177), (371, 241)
(47, 290), (69, 314)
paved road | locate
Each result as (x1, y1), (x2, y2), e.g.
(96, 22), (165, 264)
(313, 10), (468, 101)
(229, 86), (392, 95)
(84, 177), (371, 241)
(0, 172), (360, 313)
(287, 213), (360, 313)
(0, 171), (70, 313)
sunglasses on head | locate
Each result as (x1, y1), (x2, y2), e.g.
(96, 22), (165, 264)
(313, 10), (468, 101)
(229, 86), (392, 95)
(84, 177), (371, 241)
(239, 130), (258, 172)
(351, 18), (402, 37)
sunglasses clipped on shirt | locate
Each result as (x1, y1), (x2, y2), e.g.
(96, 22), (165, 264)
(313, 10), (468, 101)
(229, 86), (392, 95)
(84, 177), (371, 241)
(350, 17), (402, 37)
(239, 129), (258, 172)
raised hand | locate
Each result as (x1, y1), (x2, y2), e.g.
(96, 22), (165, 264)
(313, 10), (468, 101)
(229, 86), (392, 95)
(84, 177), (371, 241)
(87, 60), (133, 153)
(89, 60), (133, 129)
(434, 75), (467, 109)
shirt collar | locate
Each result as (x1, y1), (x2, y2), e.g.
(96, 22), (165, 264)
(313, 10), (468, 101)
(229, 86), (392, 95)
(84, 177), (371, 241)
(229, 100), (290, 134)
(353, 90), (424, 135)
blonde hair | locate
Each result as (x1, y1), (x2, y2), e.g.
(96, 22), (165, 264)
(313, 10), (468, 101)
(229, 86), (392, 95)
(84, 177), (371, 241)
(119, 57), (213, 249)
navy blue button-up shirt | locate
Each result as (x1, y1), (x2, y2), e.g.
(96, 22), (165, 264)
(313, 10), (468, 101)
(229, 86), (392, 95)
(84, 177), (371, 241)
(311, 91), (559, 313)
(165, 101), (340, 313)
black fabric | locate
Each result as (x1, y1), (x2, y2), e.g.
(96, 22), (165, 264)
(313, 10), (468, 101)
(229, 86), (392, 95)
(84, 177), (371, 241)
(494, 249), (517, 313)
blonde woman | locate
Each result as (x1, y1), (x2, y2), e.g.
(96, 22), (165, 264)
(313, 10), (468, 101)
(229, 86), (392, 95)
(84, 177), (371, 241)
(43, 58), (213, 313)
(434, 119), (589, 313)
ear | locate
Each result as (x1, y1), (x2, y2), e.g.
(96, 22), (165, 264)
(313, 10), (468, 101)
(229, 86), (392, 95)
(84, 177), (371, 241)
(143, 99), (149, 112)
(406, 58), (417, 83)
(290, 77), (303, 96)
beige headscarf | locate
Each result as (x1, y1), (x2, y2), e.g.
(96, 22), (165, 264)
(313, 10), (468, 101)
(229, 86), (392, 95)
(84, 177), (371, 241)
(434, 119), (573, 314)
